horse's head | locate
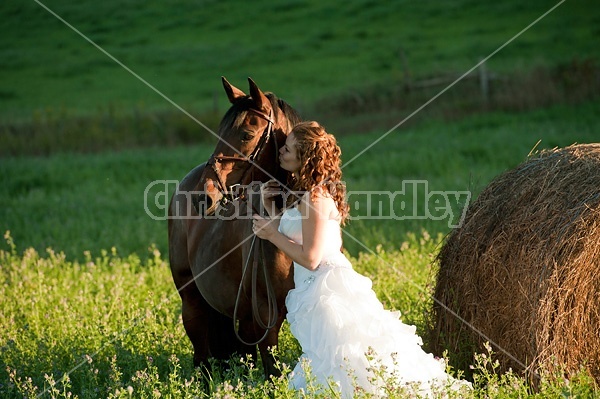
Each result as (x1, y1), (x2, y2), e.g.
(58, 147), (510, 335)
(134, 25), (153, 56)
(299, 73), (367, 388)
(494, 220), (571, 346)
(198, 77), (301, 213)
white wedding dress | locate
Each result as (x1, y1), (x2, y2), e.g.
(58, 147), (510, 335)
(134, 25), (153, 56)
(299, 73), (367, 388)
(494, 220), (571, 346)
(280, 207), (470, 398)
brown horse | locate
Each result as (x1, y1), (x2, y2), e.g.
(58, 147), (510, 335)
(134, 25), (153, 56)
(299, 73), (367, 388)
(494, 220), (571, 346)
(168, 77), (301, 377)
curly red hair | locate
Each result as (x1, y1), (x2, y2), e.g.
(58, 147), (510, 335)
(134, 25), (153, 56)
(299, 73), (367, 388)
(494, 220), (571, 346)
(286, 121), (349, 224)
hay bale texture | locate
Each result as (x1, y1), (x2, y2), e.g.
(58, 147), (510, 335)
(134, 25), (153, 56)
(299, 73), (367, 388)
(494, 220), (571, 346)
(430, 143), (600, 383)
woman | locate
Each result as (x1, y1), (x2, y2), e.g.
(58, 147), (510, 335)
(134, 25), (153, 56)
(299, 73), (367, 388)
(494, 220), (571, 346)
(252, 121), (469, 397)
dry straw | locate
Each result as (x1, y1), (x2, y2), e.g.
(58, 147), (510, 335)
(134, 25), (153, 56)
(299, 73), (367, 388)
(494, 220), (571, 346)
(430, 143), (600, 385)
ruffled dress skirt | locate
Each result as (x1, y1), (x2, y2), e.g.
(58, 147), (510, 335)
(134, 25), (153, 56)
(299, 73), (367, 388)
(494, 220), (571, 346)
(285, 253), (469, 398)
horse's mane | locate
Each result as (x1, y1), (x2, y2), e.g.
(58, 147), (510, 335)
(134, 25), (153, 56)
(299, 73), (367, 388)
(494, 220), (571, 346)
(275, 96), (303, 131)
(218, 93), (302, 137)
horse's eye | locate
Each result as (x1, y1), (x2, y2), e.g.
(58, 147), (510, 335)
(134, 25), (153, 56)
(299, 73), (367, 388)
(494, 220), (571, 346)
(242, 132), (254, 141)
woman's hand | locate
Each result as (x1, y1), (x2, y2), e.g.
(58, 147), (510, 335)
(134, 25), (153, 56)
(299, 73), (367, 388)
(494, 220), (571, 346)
(260, 179), (282, 216)
(252, 214), (280, 241)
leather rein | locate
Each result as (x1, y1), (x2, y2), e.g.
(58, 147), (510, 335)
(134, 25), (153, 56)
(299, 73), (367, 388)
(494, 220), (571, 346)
(204, 107), (281, 346)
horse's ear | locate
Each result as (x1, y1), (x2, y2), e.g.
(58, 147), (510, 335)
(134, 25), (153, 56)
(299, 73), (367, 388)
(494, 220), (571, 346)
(248, 77), (271, 113)
(222, 76), (246, 103)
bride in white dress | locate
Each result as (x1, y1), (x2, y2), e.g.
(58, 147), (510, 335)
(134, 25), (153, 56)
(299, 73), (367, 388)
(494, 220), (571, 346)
(252, 121), (470, 398)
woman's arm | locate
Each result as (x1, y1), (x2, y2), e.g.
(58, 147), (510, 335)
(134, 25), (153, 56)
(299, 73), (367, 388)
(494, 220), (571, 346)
(253, 192), (335, 271)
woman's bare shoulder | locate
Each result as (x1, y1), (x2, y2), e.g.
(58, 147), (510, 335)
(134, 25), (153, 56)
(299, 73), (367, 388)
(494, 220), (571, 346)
(299, 190), (337, 219)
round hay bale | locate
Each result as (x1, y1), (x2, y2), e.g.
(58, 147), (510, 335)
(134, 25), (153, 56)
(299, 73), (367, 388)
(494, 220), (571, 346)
(430, 143), (600, 384)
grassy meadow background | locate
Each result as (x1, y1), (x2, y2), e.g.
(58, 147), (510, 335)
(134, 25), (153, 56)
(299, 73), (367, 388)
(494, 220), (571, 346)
(1, 0), (599, 397)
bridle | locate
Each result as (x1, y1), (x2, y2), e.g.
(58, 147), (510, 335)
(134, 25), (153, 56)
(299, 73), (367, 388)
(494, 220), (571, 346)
(201, 106), (282, 346)
(206, 107), (278, 206)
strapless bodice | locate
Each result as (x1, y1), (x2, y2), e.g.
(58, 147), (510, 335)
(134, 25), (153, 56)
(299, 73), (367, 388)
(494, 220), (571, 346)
(278, 207), (349, 287)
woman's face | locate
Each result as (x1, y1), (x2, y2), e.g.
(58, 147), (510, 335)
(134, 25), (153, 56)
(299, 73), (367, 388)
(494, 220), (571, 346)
(279, 133), (302, 174)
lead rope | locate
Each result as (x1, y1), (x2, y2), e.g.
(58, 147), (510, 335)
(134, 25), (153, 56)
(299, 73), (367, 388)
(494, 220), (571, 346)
(251, 238), (279, 330)
(232, 235), (266, 345)
(232, 228), (279, 346)
(233, 236), (279, 346)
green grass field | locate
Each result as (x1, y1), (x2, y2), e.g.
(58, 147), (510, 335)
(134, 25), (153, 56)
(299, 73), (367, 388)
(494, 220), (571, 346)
(2, 100), (599, 261)
(1, 0), (600, 397)
(2, 100), (599, 398)
(1, 0), (599, 119)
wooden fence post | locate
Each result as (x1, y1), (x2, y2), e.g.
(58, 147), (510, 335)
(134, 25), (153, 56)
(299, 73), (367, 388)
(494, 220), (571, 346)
(399, 48), (411, 91)
(479, 59), (489, 103)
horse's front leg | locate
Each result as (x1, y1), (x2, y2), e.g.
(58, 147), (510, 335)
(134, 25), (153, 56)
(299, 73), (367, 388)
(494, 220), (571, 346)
(181, 284), (211, 369)
(169, 218), (211, 370)
(257, 316), (286, 378)
(208, 309), (256, 363)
